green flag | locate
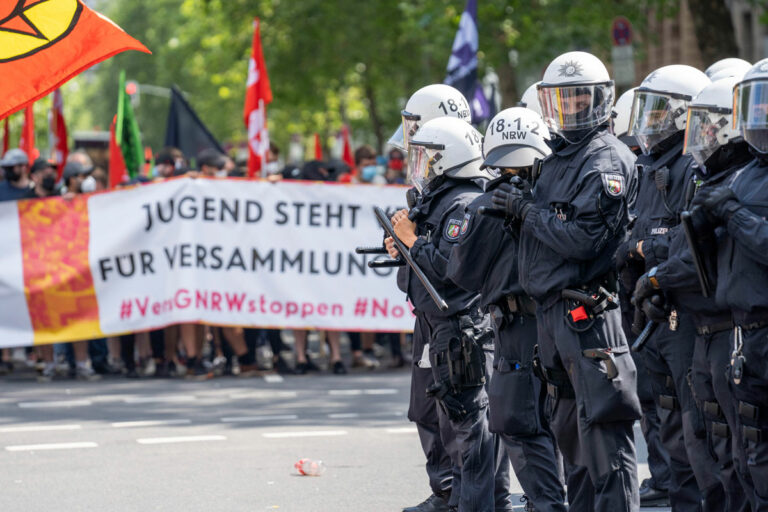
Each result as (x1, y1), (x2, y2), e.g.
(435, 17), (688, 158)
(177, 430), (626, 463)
(116, 70), (143, 178)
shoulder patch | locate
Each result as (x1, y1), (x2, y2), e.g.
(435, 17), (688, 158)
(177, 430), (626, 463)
(444, 218), (462, 240)
(601, 172), (625, 198)
(460, 213), (471, 235)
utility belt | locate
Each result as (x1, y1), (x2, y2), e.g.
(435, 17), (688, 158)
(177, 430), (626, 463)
(733, 308), (768, 331)
(696, 319), (733, 336)
(432, 314), (490, 393)
(492, 294), (537, 323)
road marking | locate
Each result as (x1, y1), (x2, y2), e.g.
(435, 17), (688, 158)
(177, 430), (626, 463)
(221, 415), (298, 423)
(229, 391), (297, 399)
(328, 389), (397, 396)
(263, 374), (284, 383)
(0, 424), (82, 433)
(111, 419), (192, 428)
(6, 442), (98, 451)
(262, 430), (348, 439)
(136, 435), (226, 445)
(123, 395), (195, 404)
(328, 413), (359, 419)
(18, 400), (92, 408)
(386, 427), (418, 434)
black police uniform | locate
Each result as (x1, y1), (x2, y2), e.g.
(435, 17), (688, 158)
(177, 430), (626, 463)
(516, 127), (642, 511)
(446, 177), (567, 511)
(711, 152), (768, 511)
(652, 142), (755, 512)
(398, 176), (496, 511)
(626, 134), (725, 511)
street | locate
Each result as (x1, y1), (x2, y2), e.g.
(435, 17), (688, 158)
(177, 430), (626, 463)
(0, 370), (669, 512)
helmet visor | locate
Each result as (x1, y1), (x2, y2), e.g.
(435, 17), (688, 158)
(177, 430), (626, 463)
(684, 108), (727, 167)
(406, 144), (438, 193)
(735, 80), (768, 153)
(628, 91), (687, 154)
(537, 83), (614, 133)
(388, 124), (405, 151)
(401, 111), (421, 153)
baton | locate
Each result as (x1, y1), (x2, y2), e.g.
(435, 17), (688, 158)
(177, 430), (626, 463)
(631, 321), (658, 352)
(373, 206), (448, 312)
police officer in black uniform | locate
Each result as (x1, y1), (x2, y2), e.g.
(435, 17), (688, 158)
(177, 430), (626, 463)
(633, 75), (755, 512)
(695, 58), (768, 510)
(492, 51), (641, 511)
(387, 116), (497, 511)
(446, 106), (567, 512)
(624, 65), (726, 511)
(389, 84), (500, 512)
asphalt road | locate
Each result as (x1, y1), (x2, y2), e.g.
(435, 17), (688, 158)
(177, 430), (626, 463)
(0, 370), (670, 512)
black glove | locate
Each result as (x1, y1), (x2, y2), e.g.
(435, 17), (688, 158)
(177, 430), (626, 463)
(632, 271), (659, 305)
(615, 239), (639, 270)
(701, 186), (741, 221)
(642, 293), (669, 323)
(426, 382), (467, 421)
(491, 182), (534, 221)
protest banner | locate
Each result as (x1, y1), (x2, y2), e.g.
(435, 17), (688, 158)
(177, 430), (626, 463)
(0, 178), (414, 347)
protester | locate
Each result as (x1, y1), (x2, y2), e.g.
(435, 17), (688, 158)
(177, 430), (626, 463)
(0, 149), (35, 202)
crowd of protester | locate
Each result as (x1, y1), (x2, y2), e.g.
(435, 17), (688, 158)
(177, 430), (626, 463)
(0, 140), (410, 381)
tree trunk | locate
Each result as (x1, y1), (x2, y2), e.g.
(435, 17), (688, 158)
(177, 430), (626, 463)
(687, 0), (739, 64)
(363, 72), (385, 153)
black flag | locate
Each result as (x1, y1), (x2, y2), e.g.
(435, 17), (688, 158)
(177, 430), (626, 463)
(165, 86), (225, 160)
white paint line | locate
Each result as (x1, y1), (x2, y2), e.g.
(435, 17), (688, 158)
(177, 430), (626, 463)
(328, 389), (362, 396)
(386, 427), (418, 434)
(262, 430), (348, 439)
(221, 415), (298, 423)
(6, 442), (98, 452)
(364, 389), (398, 395)
(18, 400), (92, 408)
(0, 424), (82, 433)
(229, 391), (297, 399)
(328, 413), (359, 419)
(123, 395), (195, 404)
(263, 374), (284, 383)
(111, 419), (192, 429)
(136, 435), (226, 445)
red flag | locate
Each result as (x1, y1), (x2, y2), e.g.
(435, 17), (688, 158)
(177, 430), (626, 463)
(244, 18), (273, 178)
(314, 133), (322, 160)
(50, 89), (68, 178)
(2, 118), (8, 155)
(341, 125), (354, 169)
(19, 105), (37, 161)
(0, 0), (150, 120)
(108, 115), (127, 188)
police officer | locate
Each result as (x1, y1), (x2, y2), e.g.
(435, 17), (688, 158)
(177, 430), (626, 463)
(388, 84), (484, 512)
(624, 65), (726, 511)
(492, 51), (641, 511)
(446, 106), (567, 512)
(387, 117), (496, 511)
(695, 57), (768, 510)
(633, 74), (755, 511)
(613, 86), (674, 507)
(518, 82), (543, 117)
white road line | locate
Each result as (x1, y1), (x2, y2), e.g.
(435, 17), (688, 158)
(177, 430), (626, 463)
(328, 389), (397, 396)
(111, 419), (192, 428)
(363, 389), (398, 395)
(18, 400), (92, 408)
(263, 374), (284, 383)
(328, 413), (359, 419)
(123, 395), (195, 404)
(0, 424), (82, 433)
(6, 442), (98, 452)
(229, 391), (297, 399)
(136, 435), (226, 445)
(221, 415), (298, 423)
(386, 427), (418, 434)
(262, 430), (348, 439)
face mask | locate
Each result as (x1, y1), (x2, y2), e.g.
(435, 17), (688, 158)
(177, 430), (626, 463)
(361, 165), (379, 182)
(4, 167), (20, 182)
(264, 161), (280, 175)
(215, 170), (228, 178)
(80, 175), (97, 193)
(41, 175), (57, 192)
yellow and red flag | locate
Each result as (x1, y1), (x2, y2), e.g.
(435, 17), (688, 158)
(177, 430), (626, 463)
(244, 18), (272, 178)
(0, 0), (150, 120)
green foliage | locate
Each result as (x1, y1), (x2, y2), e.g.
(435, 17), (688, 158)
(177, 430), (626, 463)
(66, 0), (676, 157)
